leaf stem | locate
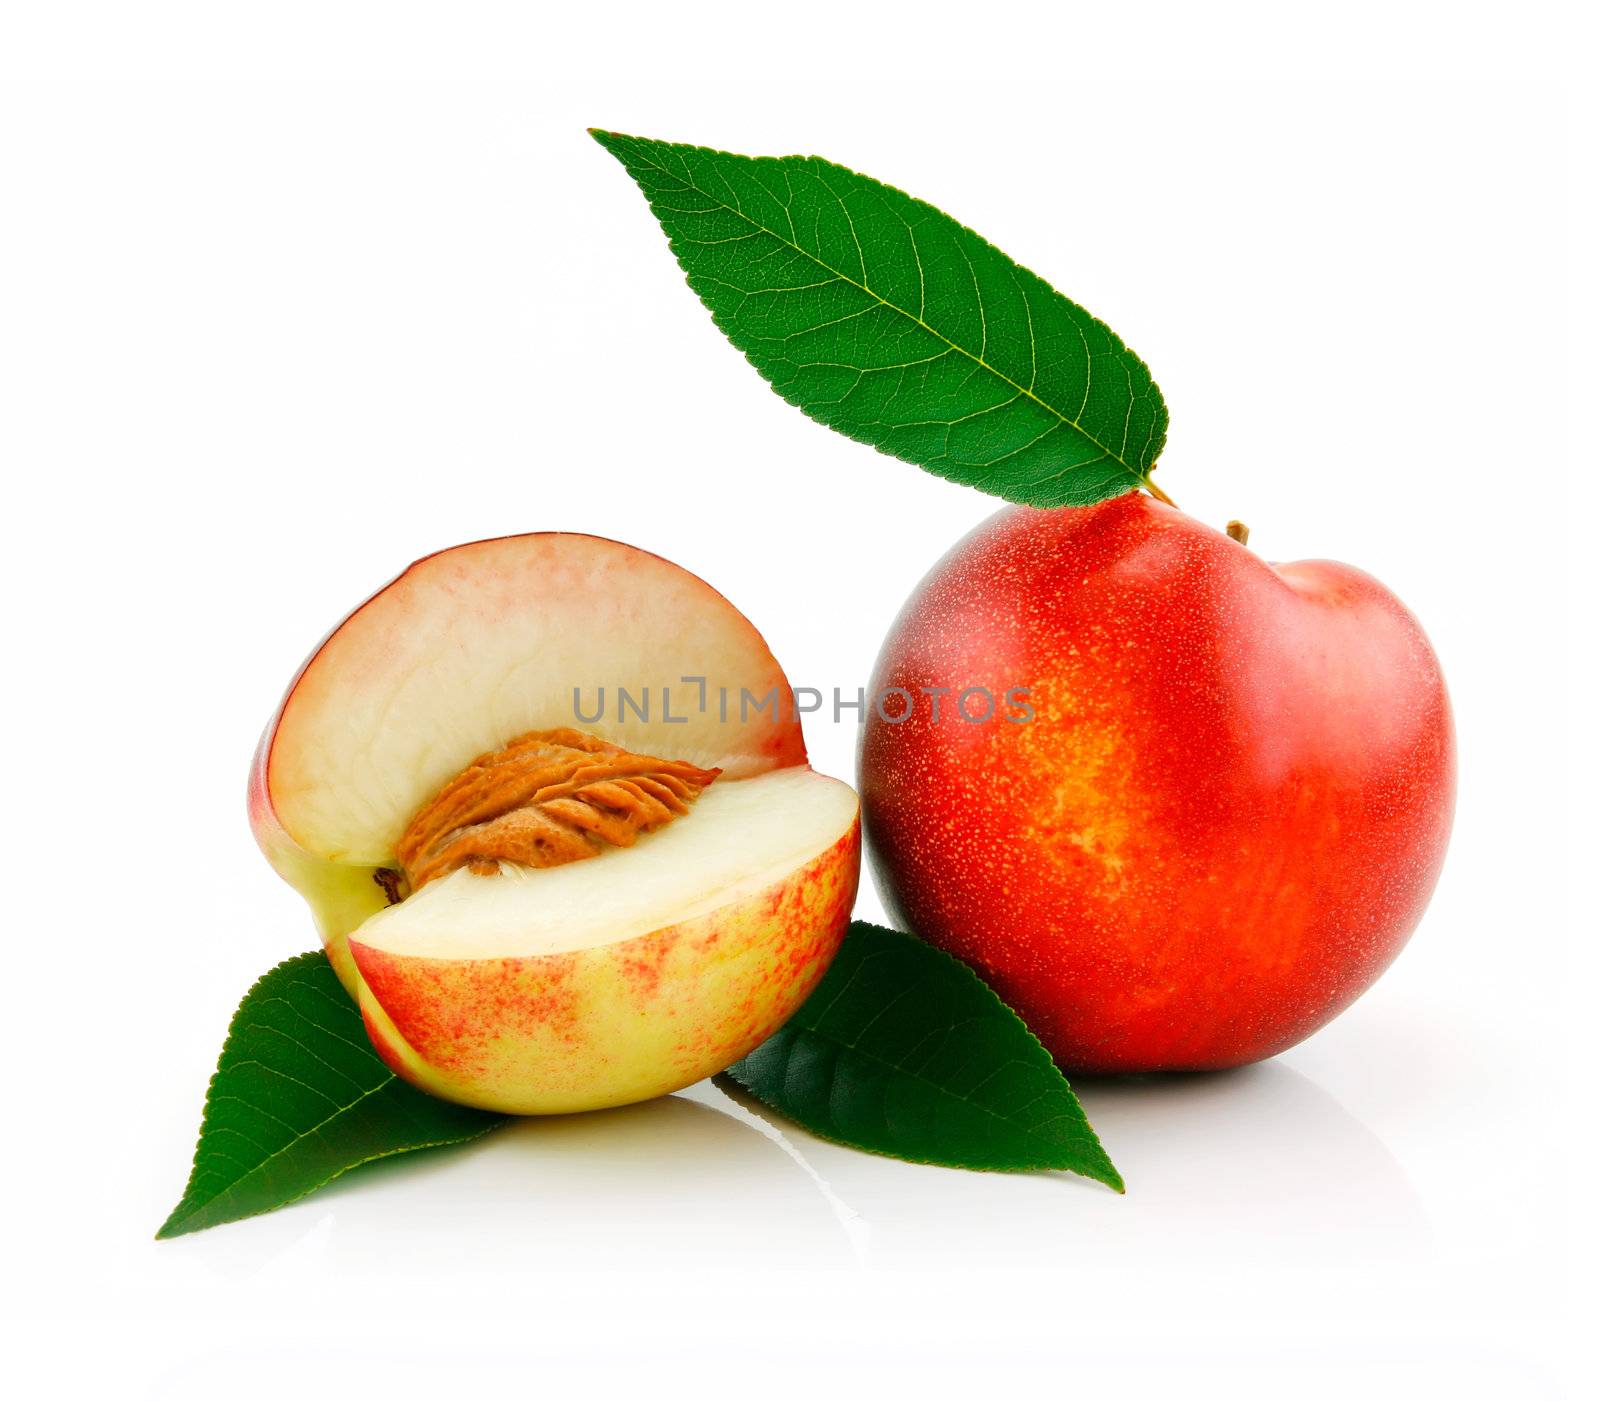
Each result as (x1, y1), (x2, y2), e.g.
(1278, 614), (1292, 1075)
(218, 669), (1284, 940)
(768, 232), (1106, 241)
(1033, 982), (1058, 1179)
(1143, 475), (1178, 509)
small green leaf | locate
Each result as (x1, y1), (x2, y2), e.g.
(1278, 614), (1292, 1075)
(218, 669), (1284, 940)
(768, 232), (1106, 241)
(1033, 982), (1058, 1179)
(159, 952), (505, 1238)
(726, 921), (1123, 1188)
(593, 129), (1167, 509)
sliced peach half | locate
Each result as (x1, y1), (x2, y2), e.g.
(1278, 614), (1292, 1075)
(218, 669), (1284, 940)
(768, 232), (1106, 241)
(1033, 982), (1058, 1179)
(250, 533), (860, 1114)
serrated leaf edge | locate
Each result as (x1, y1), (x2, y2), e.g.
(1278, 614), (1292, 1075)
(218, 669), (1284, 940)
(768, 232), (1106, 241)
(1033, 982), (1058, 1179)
(157, 1118), (502, 1239)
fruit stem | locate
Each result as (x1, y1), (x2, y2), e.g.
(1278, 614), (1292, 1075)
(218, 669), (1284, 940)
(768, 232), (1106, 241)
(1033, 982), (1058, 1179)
(1143, 475), (1177, 508)
(1226, 520), (1251, 546)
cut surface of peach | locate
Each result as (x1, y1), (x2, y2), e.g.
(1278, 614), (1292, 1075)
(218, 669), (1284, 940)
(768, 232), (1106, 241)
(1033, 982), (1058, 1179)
(251, 533), (860, 1114)
(359, 767), (856, 959)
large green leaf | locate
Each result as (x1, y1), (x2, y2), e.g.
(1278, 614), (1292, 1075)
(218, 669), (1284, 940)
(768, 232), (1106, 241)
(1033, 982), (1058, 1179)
(594, 130), (1167, 508)
(158, 953), (505, 1238)
(726, 921), (1123, 1188)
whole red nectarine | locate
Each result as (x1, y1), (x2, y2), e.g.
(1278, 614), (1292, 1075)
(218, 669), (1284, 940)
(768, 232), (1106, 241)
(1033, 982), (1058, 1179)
(860, 493), (1454, 1072)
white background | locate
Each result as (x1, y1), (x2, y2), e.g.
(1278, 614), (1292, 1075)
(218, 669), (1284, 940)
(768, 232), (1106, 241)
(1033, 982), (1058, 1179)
(3, 5), (1593, 1397)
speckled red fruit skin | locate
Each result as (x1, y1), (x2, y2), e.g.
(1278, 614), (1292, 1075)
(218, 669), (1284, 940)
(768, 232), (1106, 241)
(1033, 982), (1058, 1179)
(860, 494), (1455, 1073)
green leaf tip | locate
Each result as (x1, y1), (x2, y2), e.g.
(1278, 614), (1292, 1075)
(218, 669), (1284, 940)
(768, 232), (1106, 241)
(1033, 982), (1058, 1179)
(594, 131), (1167, 511)
(157, 950), (506, 1239)
(728, 921), (1124, 1190)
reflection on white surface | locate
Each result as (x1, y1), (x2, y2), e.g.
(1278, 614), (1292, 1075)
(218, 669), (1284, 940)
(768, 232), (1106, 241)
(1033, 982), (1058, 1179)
(721, 1057), (1428, 1270)
(1074, 1060), (1430, 1258)
(168, 1053), (1427, 1283)
(178, 1085), (862, 1278)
